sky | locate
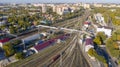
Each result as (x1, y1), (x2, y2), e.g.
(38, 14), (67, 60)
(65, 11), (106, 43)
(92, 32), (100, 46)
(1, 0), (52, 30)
(0, 0), (120, 4)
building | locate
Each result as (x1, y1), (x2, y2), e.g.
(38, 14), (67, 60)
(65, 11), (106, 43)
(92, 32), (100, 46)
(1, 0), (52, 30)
(41, 4), (47, 13)
(31, 34), (69, 53)
(84, 21), (91, 28)
(83, 4), (90, 9)
(22, 32), (47, 44)
(85, 37), (94, 52)
(0, 21), (6, 26)
(56, 6), (70, 15)
(103, 4), (117, 8)
(96, 26), (112, 37)
(0, 38), (10, 47)
(94, 13), (107, 26)
(93, 3), (103, 7)
(52, 5), (71, 15)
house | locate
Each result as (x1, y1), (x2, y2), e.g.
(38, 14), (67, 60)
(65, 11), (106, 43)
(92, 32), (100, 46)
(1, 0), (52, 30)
(30, 37), (56, 53)
(22, 34), (39, 44)
(0, 21), (6, 26)
(22, 32), (47, 44)
(84, 21), (91, 28)
(0, 38), (10, 47)
(85, 38), (94, 52)
(31, 34), (69, 53)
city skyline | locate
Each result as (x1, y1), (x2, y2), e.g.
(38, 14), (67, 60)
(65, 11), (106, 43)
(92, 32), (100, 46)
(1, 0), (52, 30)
(0, 0), (120, 4)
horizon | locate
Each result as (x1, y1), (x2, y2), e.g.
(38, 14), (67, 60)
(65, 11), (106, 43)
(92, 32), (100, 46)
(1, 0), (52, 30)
(0, 0), (120, 4)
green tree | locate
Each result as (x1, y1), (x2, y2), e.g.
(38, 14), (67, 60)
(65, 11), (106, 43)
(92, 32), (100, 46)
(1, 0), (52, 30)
(96, 32), (107, 41)
(113, 42), (119, 50)
(15, 52), (25, 59)
(93, 37), (102, 45)
(9, 26), (15, 34)
(3, 42), (15, 57)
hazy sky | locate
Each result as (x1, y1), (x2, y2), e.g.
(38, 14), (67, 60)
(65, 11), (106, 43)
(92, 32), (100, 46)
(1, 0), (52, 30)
(0, 0), (120, 4)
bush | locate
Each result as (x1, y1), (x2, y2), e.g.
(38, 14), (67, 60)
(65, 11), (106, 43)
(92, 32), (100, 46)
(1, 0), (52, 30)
(15, 52), (25, 59)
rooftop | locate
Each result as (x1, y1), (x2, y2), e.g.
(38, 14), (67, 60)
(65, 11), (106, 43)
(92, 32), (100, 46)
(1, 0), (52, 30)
(34, 34), (69, 51)
(0, 38), (10, 43)
(85, 38), (93, 46)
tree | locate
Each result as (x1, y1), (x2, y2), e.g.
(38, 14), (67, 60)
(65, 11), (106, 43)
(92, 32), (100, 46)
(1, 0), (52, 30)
(96, 32), (107, 41)
(111, 30), (120, 41)
(87, 48), (94, 56)
(9, 26), (15, 34)
(113, 42), (119, 50)
(15, 52), (25, 59)
(93, 37), (102, 45)
(3, 42), (15, 57)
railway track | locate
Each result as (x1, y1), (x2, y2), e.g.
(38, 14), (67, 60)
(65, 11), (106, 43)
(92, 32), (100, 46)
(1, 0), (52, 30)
(49, 36), (90, 67)
(18, 35), (75, 67)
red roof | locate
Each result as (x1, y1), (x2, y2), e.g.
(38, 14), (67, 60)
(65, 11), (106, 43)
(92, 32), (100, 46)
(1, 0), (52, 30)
(0, 38), (10, 43)
(84, 22), (90, 24)
(85, 38), (93, 46)
(34, 34), (68, 51)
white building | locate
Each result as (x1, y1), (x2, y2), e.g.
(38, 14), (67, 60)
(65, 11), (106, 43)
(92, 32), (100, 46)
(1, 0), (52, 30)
(96, 26), (112, 37)
(93, 3), (103, 7)
(55, 6), (70, 15)
(83, 4), (90, 9)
